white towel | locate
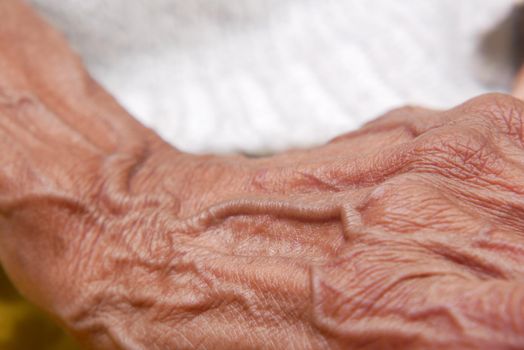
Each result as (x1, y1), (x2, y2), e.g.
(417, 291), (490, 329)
(29, 0), (514, 154)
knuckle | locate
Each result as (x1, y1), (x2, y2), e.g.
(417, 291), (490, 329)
(410, 128), (502, 182)
(461, 93), (524, 147)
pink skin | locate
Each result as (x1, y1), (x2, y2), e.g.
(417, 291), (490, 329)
(1, 1), (524, 349)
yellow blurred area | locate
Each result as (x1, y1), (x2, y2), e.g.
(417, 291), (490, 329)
(0, 268), (80, 350)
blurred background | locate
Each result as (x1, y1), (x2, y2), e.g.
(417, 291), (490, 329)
(1, 0), (521, 348)
(27, 0), (518, 154)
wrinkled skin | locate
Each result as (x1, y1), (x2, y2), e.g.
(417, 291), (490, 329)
(1, 1), (524, 349)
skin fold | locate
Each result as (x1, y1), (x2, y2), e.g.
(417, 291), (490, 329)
(1, 0), (524, 349)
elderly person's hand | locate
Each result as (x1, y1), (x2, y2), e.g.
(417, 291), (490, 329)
(1, 1), (524, 349)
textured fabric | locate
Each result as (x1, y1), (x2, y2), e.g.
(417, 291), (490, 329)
(28, 0), (514, 154)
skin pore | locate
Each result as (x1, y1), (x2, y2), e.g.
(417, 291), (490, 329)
(2, 0), (524, 349)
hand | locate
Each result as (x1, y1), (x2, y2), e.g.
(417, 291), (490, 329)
(2, 1), (524, 349)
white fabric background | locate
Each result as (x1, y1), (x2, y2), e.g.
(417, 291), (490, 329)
(29, 0), (515, 154)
